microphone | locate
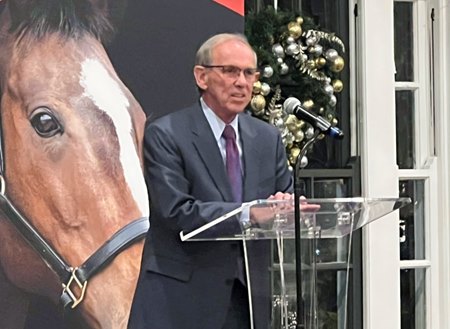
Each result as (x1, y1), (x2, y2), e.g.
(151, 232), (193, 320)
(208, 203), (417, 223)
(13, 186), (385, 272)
(283, 97), (344, 140)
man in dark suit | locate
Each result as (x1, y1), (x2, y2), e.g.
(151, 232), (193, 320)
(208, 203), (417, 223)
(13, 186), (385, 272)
(128, 33), (294, 329)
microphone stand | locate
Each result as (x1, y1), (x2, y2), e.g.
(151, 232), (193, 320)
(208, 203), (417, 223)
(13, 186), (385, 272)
(294, 130), (321, 329)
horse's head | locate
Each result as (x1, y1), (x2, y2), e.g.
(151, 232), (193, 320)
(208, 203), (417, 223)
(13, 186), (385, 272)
(0, 1), (149, 328)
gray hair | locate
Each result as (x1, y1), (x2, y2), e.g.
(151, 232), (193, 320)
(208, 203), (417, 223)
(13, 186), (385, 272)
(195, 33), (257, 65)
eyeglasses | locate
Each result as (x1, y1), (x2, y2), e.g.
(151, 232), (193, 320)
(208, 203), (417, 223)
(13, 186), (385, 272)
(202, 65), (259, 80)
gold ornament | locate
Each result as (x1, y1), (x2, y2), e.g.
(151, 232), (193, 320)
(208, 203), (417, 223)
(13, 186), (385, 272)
(305, 59), (316, 70)
(287, 22), (302, 39)
(296, 17), (304, 25)
(331, 56), (345, 72)
(315, 57), (327, 68)
(250, 95), (266, 112)
(327, 113), (333, 121)
(332, 79), (344, 93)
(285, 115), (298, 130)
(295, 120), (306, 130)
(289, 147), (301, 165)
(331, 118), (338, 126)
(302, 99), (314, 110)
(252, 81), (262, 94)
(253, 109), (264, 117)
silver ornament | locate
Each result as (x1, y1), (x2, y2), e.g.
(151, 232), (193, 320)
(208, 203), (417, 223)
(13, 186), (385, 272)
(260, 83), (271, 96)
(300, 156), (308, 168)
(329, 95), (337, 107)
(272, 43), (285, 58)
(285, 43), (300, 56)
(305, 126), (315, 139)
(262, 66), (274, 78)
(275, 118), (284, 128)
(279, 62), (289, 75)
(325, 49), (339, 61)
(277, 57), (284, 64)
(324, 84), (334, 95)
(285, 133), (295, 144)
(306, 36), (318, 46)
(313, 44), (323, 56)
(286, 36), (296, 44)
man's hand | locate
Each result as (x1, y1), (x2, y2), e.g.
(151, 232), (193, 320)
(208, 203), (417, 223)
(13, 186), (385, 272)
(299, 196), (321, 212)
(249, 193), (320, 225)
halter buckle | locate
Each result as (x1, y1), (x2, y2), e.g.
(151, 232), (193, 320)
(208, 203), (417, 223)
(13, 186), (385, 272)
(62, 267), (88, 309)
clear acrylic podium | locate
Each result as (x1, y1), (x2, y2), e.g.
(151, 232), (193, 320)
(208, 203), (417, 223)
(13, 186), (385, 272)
(180, 197), (411, 329)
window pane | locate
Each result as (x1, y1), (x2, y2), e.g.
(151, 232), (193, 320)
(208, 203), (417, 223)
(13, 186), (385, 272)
(401, 268), (426, 329)
(399, 180), (425, 260)
(394, 2), (414, 81)
(396, 90), (415, 169)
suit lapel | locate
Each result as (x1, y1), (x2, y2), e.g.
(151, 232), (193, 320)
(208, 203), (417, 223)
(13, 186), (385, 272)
(189, 104), (234, 202)
(239, 115), (262, 202)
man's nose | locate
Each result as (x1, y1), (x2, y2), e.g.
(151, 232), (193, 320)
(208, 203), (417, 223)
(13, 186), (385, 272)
(234, 70), (248, 84)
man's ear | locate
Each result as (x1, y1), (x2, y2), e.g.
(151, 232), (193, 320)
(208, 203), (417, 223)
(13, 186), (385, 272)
(193, 65), (208, 91)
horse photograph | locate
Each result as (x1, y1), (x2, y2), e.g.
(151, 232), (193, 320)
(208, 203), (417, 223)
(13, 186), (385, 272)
(0, 0), (150, 328)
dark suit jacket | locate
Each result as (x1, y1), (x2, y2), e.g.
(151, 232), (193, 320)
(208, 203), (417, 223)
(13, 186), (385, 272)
(128, 102), (293, 329)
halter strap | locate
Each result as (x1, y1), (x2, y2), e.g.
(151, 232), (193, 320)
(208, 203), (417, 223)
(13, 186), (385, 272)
(0, 190), (72, 278)
(0, 180), (149, 309)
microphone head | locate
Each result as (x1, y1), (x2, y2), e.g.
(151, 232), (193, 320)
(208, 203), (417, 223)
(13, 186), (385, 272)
(283, 97), (301, 114)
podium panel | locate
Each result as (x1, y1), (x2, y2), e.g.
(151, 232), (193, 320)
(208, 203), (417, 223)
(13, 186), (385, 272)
(181, 197), (410, 329)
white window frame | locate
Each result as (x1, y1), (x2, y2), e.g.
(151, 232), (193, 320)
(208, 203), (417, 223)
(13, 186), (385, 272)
(356, 1), (400, 326)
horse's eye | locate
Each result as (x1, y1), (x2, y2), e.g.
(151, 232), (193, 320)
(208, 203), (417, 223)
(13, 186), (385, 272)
(29, 109), (64, 137)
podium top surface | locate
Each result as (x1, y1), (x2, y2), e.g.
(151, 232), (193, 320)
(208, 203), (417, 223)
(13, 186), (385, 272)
(180, 197), (411, 241)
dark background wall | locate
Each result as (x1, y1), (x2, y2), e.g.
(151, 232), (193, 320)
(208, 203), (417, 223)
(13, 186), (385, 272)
(107, 0), (245, 120)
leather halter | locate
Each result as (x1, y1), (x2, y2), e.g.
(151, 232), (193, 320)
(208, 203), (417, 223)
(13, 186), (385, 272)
(0, 130), (149, 309)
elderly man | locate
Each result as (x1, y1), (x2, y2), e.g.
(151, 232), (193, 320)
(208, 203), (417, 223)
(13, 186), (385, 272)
(128, 33), (294, 329)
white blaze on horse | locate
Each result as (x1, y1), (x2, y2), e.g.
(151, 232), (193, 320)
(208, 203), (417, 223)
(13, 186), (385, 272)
(0, 0), (149, 328)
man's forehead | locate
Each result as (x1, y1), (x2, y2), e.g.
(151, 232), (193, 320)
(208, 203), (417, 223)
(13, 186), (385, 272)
(212, 40), (255, 62)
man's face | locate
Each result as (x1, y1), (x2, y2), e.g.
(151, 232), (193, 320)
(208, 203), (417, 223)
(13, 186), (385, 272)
(194, 39), (260, 123)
